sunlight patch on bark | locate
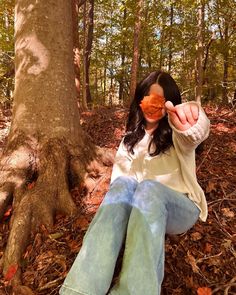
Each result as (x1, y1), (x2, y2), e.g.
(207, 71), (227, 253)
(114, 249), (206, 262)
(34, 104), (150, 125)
(0, 191), (9, 205)
(0, 172), (25, 188)
(14, 103), (26, 124)
(15, 33), (50, 76)
(7, 146), (32, 169)
(15, 3), (36, 32)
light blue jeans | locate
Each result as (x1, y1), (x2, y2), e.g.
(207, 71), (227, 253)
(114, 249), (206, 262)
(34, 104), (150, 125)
(59, 176), (200, 295)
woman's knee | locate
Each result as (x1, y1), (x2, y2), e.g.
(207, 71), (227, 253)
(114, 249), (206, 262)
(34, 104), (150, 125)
(133, 180), (167, 212)
(102, 176), (138, 205)
(111, 176), (138, 188)
(134, 180), (166, 201)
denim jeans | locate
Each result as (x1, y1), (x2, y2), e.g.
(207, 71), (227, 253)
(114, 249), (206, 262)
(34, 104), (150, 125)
(59, 176), (200, 295)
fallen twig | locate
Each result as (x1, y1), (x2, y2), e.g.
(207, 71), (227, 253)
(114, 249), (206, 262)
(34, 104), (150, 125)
(37, 274), (66, 291)
(211, 276), (236, 294)
(197, 142), (213, 172)
(208, 198), (236, 206)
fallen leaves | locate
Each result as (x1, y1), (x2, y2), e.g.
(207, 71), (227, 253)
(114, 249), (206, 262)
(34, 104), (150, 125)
(185, 251), (200, 273)
(221, 207), (235, 218)
(191, 231), (203, 241)
(204, 242), (213, 253)
(4, 264), (18, 281)
(197, 287), (212, 295)
(0, 105), (235, 295)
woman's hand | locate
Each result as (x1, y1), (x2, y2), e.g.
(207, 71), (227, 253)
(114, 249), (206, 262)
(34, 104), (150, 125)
(165, 101), (199, 131)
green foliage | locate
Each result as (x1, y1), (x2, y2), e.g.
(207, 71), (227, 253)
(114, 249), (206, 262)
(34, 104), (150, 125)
(0, 0), (14, 104)
(0, 0), (235, 105)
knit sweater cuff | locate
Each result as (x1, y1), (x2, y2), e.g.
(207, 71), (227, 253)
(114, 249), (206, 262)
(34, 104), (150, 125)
(169, 102), (210, 146)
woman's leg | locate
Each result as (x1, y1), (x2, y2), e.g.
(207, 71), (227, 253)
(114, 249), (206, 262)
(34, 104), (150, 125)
(59, 176), (138, 295)
(109, 180), (200, 295)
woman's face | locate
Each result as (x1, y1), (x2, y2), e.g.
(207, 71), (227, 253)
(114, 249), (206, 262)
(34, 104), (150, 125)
(142, 83), (166, 125)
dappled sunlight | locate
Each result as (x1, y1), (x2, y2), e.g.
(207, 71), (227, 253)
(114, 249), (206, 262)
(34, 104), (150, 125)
(0, 191), (10, 205)
(15, 32), (50, 77)
(15, 2), (36, 32)
(2, 145), (32, 170)
(0, 170), (26, 188)
(213, 122), (236, 134)
(13, 102), (26, 125)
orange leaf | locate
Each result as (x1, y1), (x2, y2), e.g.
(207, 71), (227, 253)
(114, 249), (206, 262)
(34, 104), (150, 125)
(205, 242), (213, 253)
(4, 264), (18, 281)
(140, 93), (165, 120)
(4, 206), (12, 217)
(197, 287), (212, 295)
(27, 181), (35, 189)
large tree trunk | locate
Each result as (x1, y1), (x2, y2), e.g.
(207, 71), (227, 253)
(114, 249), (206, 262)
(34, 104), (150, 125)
(129, 0), (143, 103)
(0, 0), (111, 290)
(195, 0), (205, 103)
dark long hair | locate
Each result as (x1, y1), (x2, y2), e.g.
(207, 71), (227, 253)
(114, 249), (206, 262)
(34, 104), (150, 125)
(124, 70), (182, 156)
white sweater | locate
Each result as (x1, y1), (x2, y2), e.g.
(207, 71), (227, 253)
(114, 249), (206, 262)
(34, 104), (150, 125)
(111, 102), (210, 221)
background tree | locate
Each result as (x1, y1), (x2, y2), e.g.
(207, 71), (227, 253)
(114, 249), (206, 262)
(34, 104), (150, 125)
(129, 0), (144, 102)
(195, 0), (205, 103)
(0, 0), (14, 105)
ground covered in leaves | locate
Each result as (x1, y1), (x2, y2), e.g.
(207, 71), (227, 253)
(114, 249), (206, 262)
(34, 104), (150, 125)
(0, 104), (235, 295)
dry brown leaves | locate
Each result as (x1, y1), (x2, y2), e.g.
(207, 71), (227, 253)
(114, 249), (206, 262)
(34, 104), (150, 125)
(0, 104), (235, 294)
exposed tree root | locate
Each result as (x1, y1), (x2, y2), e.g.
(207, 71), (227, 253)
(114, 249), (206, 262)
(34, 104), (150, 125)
(0, 134), (114, 290)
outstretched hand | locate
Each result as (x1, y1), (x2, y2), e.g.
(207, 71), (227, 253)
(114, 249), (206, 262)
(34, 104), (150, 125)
(165, 101), (199, 131)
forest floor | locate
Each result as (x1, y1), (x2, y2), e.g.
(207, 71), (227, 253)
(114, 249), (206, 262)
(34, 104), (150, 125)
(0, 104), (235, 295)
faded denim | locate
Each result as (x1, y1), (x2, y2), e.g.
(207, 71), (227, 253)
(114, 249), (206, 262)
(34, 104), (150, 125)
(59, 176), (200, 295)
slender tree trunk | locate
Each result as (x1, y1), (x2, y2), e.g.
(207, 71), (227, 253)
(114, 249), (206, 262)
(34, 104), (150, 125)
(119, 4), (127, 104)
(119, 41), (126, 103)
(84, 0), (94, 106)
(222, 23), (229, 104)
(82, 1), (88, 109)
(129, 0), (144, 103)
(95, 50), (98, 102)
(195, 0), (205, 103)
(203, 31), (215, 73)
(72, 0), (81, 101)
(144, 4), (151, 70)
(168, 3), (174, 73)
(103, 33), (108, 104)
(159, 27), (164, 70)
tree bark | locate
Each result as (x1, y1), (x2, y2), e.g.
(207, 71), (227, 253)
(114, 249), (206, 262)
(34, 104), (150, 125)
(129, 0), (144, 103)
(168, 3), (174, 73)
(118, 4), (127, 104)
(82, 1), (88, 109)
(82, 0), (94, 108)
(0, 0), (111, 289)
(72, 0), (82, 101)
(85, 0), (94, 106)
(195, 0), (205, 103)
(222, 22), (229, 104)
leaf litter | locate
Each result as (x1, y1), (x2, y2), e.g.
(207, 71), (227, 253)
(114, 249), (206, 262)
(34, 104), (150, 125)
(0, 104), (235, 294)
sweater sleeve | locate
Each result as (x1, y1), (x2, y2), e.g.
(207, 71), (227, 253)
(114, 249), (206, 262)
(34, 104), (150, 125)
(168, 101), (210, 153)
(110, 138), (133, 183)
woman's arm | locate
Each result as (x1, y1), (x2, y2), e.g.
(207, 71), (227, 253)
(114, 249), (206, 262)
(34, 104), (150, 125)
(110, 139), (133, 183)
(166, 101), (210, 152)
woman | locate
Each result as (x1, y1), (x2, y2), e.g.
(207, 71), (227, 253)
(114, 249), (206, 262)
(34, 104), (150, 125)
(60, 70), (210, 295)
